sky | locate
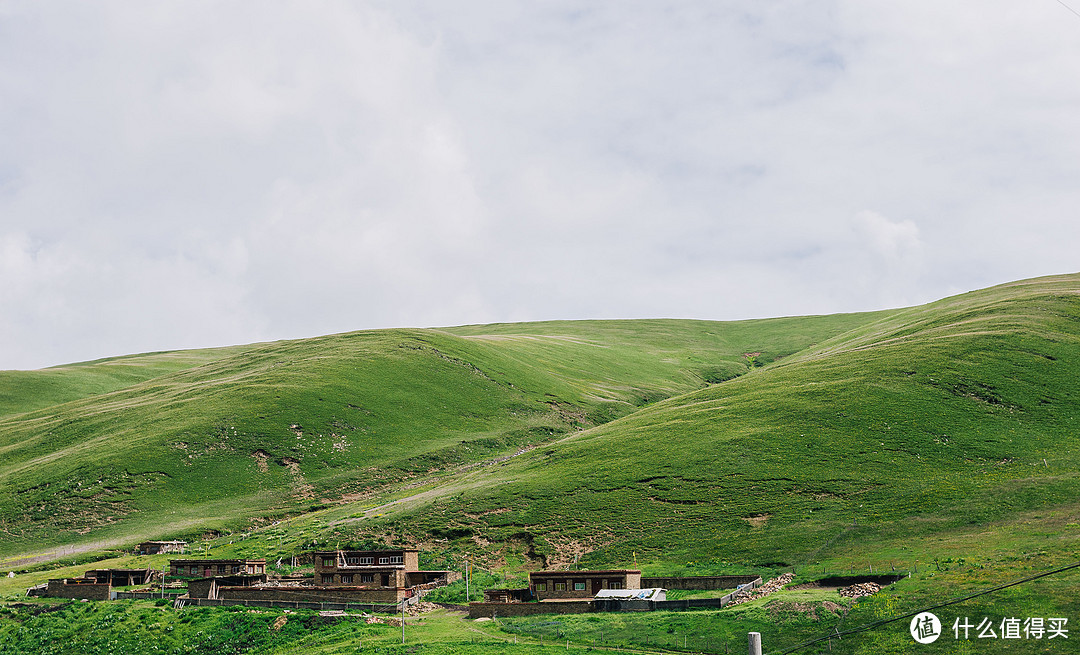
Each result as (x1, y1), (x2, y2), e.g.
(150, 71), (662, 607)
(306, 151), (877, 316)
(2, 1), (1080, 370)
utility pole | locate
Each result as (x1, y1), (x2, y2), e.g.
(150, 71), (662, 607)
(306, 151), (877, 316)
(749, 632), (762, 655)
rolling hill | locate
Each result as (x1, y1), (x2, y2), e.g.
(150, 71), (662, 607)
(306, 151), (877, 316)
(4, 273), (1080, 654)
(1, 273), (1078, 583)
(0, 313), (881, 559)
(377, 274), (1080, 571)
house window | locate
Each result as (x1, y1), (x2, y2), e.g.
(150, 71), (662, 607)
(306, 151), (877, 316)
(378, 557), (389, 564)
(535, 583), (547, 591)
(554, 583), (566, 591)
(341, 575), (353, 584)
(610, 581), (621, 589)
(232, 566), (240, 574)
(361, 574), (374, 583)
(359, 557), (374, 564)
(389, 555), (403, 564)
(574, 582), (586, 591)
(322, 558), (335, 568)
(321, 575), (335, 584)
(347, 556), (359, 565)
(218, 565), (227, 574)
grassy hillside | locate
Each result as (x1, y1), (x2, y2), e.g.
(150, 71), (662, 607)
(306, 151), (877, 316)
(350, 274), (1080, 572)
(0, 314), (878, 559)
(4, 274), (1080, 654)
(0, 346), (255, 419)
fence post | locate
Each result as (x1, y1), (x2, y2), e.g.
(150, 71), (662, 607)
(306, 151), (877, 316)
(749, 632), (762, 655)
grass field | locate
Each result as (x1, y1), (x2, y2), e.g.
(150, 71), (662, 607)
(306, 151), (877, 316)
(0, 314), (881, 558)
(334, 275), (1080, 574)
(2, 273), (1080, 653)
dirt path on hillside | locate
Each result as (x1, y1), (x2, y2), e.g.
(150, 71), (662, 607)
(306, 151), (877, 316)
(1, 515), (221, 571)
(331, 429), (589, 526)
(6, 429), (590, 568)
(0, 539), (126, 570)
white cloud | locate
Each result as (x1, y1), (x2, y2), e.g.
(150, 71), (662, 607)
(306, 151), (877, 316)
(853, 211), (921, 262)
(1, 1), (1080, 368)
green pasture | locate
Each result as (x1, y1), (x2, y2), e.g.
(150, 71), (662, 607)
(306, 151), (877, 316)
(0, 314), (879, 558)
(1, 273), (1080, 653)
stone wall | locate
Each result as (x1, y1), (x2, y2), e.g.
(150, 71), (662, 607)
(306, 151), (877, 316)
(44, 580), (112, 601)
(640, 575), (761, 590)
(180, 598), (398, 612)
(219, 585), (406, 604)
(594, 577), (763, 613)
(115, 591), (185, 600)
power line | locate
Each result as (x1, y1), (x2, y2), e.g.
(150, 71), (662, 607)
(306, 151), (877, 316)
(1055, 0), (1080, 20)
(771, 560), (1080, 654)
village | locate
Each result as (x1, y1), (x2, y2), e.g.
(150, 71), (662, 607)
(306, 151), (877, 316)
(25, 540), (894, 620)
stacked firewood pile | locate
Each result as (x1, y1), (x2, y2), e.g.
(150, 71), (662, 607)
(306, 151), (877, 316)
(405, 601), (440, 616)
(728, 572), (795, 606)
(838, 582), (881, 599)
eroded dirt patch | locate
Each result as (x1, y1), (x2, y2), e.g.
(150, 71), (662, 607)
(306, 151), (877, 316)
(766, 599), (847, 621)
(741, 513), (771, 529)
(281, 457), (314, 499)
(251, 450), (270, 473)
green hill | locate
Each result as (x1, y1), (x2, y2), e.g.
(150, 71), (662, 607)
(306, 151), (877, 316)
(4, 274), (1080, 654)
(374, 274), (1080, 570)
(1, 273), (1078, 573)
(0, 314), (878, 558)
(0, 346), (254, 419)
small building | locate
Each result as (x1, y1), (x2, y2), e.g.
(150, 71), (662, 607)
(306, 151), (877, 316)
(312, 549), (459, 588)
(482, 587), (535, 603)
(137, 540), (187, 555)
(82, 568), (158, 586)
(529, 570), (642, 600)
(187, 574), (268, 599)
(41, 578), (113, 601)
(169, 559), (266, 578)
(36, 569), (160, 600)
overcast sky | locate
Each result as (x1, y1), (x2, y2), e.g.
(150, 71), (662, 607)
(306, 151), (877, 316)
(2, 1), (1079, 370)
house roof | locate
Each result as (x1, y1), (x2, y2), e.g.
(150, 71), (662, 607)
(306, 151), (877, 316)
(169, 559), (265, 565)
(594, 588), (665, 600)
(529, 570), (641, 577)
(312, 549), (418, 556)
